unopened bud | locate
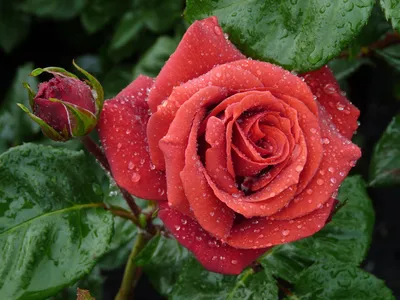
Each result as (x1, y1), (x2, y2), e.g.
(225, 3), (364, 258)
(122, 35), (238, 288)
(18, 62), (104, 141)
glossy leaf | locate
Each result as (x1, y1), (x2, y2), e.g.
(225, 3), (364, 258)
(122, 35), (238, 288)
(135, 234), (190, 296)
(51, 266), (104, 300)
(185, 0), (374, 72)
(109, 11), (144, 52)
(290, 262), (394, 299)
(133, 36), (179, 78)
(18, 0), (86, 20)
(260, 176), (374, 283)
(376, 45), (400, 71)
(170, 257), (278, 300)
(380, 0), (400, 32)
(0, 63), (40, 153)
(0, 2), (31, 52)
(0, 144), (113, 299)
(99, 184), (137, 270)
(370, 115), (400, 187)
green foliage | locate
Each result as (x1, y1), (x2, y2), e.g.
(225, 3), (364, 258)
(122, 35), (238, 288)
(290, 263), (394, 299)
(170, 258), (278, 300)
(0, 2), (31, 53)
(18, 0), (87, 20)
(0, 64), (39, 153)
(0, 144), (113, 299)
(377, 45), (400, 71)
(185, 0), (374, 72)
(132, 36), (179, 78)
(135, 234), (190, 296)
(380, 0), (400, 32)
(370, 115), (400, 187)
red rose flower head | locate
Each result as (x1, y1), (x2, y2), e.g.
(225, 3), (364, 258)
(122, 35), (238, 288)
(98, 17), (361, 275)
(19, 63), (103, 141)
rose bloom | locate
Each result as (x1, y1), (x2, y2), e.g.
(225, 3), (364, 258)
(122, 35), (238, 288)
(98, 17), (361, 274)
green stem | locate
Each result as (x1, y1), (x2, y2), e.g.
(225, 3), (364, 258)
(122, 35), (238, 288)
(115, 232), (147, 300)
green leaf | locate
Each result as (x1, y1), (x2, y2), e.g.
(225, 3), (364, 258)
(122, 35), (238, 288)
(260, 176), (374, 283)
(170, 257), (278, 300)
(370, 114), (400, 187)
(347, 4), (392, 56)
(133, 36), (179, 78)
(185, 0), (374, 72)
(109, 11), (144, 51)
(290, 262), (394, 299)
(380, 0), (400, 32)
(0, 144), (113, 299)
(0, 63), (40, 153)
(135, 234), (190, 296)
(376, 44), (400, 71)
(328, 58), (371, 81)
(141, 0), (183, 33)
(51, 266), (104, 300)
(99, 185), (137, 270)
(0, 2), (31, 53)
(80, 0), (128, 34)
(18, 0), (86, 20)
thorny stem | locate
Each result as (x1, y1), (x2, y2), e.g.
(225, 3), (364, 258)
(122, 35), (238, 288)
(115, 232), (147, 300)
(81, 136), (142, 217)
(339, 32), (400, 59)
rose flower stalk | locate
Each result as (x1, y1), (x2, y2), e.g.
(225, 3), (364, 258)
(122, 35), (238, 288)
(98, 17), (361, 274)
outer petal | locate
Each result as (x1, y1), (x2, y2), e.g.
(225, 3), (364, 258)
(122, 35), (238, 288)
(147, 16), (245, 112)
(98, 75), (167, 200)
(302, 66), (359, 139)
(158, 203), (268, 275)
(226, 198), (335, 249)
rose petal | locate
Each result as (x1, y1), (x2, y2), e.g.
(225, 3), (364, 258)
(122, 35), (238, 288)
(271, 106), (361, 220)
(159, 87), (228, 215)
(205, 116), (237, 193)
(225, 198), (335, 249)
(230, 60), (318, 115)
(180, 109), (235, 239)
(147, 16), (245, 112)
(302, 66), (359, 139)
(158, 202), (268, 275)
(98, 75), (167, 200)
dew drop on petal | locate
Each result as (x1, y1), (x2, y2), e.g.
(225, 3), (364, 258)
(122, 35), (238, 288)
(131, 172), (140, 182)
(282, 229), (290, 236)
(317, 179), (324, 185)
(323, 83), (336, 94)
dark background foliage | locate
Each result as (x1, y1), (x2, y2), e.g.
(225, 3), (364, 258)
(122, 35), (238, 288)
(0, 0), (399, 299)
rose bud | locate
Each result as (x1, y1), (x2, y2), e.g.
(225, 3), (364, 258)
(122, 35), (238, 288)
(98, 17), (361, 275)
(18, 62), (104, 141)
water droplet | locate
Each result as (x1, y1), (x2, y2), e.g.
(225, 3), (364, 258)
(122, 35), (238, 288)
(128, 161), (134, 170)
(330, 177), (337, 184)
(175, 225), (181, 231)
(323, 83), (337, 94)
(306, 189), (313, 195)
(231, 260), (238, 265)
(213, 26), (222, 36)
(296, 165), (304, 172)
(310, 127), (317, 133)
(328, 167), (335, 173)
(282, 230), (290, 236)
(131, 172), (140, 182)
(317, 179), (324, 185)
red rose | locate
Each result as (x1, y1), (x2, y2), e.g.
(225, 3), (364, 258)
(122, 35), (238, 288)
(98, 17), (361, 274)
